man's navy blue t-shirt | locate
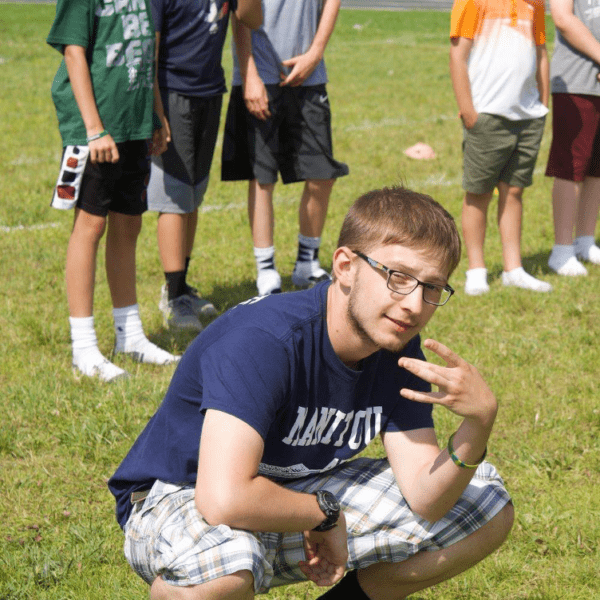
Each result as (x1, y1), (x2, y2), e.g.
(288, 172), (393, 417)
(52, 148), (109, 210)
(109, 282), (434, 529)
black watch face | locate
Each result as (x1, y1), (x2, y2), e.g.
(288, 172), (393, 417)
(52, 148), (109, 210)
(321, 491), (340, 513)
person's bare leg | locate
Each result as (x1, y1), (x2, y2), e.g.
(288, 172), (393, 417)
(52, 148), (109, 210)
(497, 182), (523, 272)
(292, 179), (335, 287)
(185, 209), (199, 260)
(248, 180), (280, 295)
(462, 190), (492, 294)
(150, 570), (254, 600)
(248, 179), (276, 248)
(105, 211), (141, 309)
(574, 176), (600, 264)
(66, 209), (128, 380)
(497, 183), (552, 291)
(157, 212), (187, 274)
(298, 178), (334, 238)
(356, 503), (514, 600)
(549, 178), (588, 275)
(107, 211), (179, 364)
(66, 208), (107, 317)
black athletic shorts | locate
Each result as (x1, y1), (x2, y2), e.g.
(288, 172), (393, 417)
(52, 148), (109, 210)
(221, 84), (348, 185)
(77, 140), (150, 217)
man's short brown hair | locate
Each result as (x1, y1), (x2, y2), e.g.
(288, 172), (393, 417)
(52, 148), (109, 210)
(337, 186), (461, 276)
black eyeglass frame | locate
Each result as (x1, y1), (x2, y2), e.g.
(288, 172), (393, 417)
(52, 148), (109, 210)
(353, 251), (455, 306)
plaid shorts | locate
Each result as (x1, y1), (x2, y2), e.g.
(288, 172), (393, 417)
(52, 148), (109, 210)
(123, 457), (510, 594)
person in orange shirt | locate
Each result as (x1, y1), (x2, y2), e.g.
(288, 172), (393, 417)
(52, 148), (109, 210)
(450, 0), (552, 295)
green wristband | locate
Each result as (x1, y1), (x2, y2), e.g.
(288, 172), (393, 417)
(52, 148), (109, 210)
(86, 130), (109, 143)
(447, 432), (487, 469)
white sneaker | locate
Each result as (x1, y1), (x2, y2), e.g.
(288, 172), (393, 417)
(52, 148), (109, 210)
(576, 244), (600, 265)
(163, 295), (203, 331)
(548, 254), (588, 277)
(464, 268), (489, 296)
(501, 267), (552, 292)
(257, 269), (282, 296)
(73, 356), (129, 383)
(291, 265), (331, 288)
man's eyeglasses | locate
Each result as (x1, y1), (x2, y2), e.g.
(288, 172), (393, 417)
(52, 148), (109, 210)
(353, 251), (454, 306)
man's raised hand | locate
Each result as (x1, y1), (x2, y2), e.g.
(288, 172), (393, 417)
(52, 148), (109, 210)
(398, 339), (497, 427)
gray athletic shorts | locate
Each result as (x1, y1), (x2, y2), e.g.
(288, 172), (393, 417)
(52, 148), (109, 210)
(147, 91), (222, 214)
(123, 457), (510, 593)
(221, 84), (349, 185)
(462, 113), (546, 194)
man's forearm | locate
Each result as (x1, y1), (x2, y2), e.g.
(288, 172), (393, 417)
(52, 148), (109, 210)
(195, 474), (332, 533)
(236, 0), (263, 30)
(449, 52), (476, 121)
(410, 418), (495, 523)
(64, 45), (104, 136)
(536, 44), (550, 107)
(554, 13), (600, 64)
(309, 0), (341, 59)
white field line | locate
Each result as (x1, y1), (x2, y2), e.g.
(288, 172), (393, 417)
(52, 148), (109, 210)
(0, 164), (547, 234)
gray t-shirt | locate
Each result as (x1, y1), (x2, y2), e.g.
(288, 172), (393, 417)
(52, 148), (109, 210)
(551, 0), (600, 95)
(232, 0), (327, 87)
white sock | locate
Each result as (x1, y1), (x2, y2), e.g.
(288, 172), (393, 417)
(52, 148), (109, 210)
(464, 268), (489, 296)
(70, 316), (127, 382)
(113, 304), (179, 365)
(254, 246), (281, 295)
(574, 236), (600, 264)
(294, 235), (327, 277)
(502, 267), (552, 292)
(548, 245), (587, 276)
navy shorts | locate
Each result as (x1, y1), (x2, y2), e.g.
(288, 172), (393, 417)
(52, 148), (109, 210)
(221, 84), (348, 185)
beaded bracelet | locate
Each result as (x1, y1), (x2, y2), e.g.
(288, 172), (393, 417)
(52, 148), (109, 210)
(447, 432), (487, 469)
(86, 130), (109, 143)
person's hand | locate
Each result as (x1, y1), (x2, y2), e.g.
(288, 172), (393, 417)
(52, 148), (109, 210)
(398, 339), (498, 427)
(299, 512), (348, 587)
(243, 75), (271, 120)
(459, 109), (479, 130)
(280, 50), (320, 87)
(149, 116), (171, 156)
(88, 133), (119, 163)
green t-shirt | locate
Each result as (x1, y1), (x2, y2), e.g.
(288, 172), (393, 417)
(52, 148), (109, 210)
(47, 0), (156, 146)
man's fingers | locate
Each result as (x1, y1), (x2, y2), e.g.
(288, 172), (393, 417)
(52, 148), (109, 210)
(400, 388), (445, 404)
(422, 338), (462, 367)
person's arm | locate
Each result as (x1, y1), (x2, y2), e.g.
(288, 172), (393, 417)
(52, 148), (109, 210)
(383, 339), (497, 523)
(449, 36), (478, 129)
(280, 0), (341, 87)
(235, 0), (263, 30)
(536, 44), (550, 107)
(149, 31), (171, 156)
(195, 409), (348, 586)
(551, 0), (600, 66)
(63, 44), (119, 163)
(232, 13), (271, 120)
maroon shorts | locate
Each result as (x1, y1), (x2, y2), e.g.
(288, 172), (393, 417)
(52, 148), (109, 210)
(545, 93), (600, 181)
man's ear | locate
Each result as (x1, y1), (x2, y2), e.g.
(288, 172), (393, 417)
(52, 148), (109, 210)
(331, 246), (355, 287)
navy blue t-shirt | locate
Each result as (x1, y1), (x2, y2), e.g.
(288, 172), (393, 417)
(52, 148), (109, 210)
(109, 282), (434, 529)
(151, 0), (237, 96)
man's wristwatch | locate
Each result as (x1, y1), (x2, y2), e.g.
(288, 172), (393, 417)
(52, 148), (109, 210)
(312, 490), (340, 532)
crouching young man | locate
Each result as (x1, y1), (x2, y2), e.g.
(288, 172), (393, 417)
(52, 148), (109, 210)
(109, 186), (513, 600)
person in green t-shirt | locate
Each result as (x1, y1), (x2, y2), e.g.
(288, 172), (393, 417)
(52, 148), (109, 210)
(47, 0), (180, 382)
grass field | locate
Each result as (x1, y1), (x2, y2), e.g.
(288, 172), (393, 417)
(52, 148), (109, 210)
(1, 5), (599, 599)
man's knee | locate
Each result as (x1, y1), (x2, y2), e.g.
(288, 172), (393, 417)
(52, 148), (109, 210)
(150, 570), (254, 600)
(489, 501), (514, 549)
